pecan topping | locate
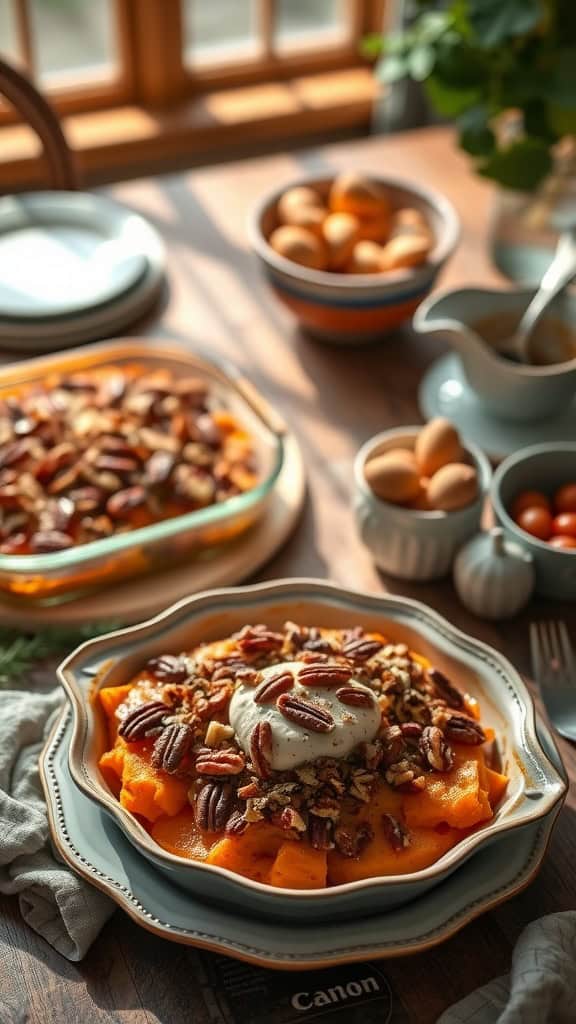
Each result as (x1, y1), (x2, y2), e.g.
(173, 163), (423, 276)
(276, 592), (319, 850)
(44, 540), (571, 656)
(195, 781), (234, 832)
(29, 530), (73, 552)
(118, 700), (168, 741)
(253, 670), (293, 704)
(225, 809), (248, 836)
(250, 721), (273, 779)
(381, 724), (406, 767)
(237, 626), (284, 654)
(419, 725), (454, 772)
(400, 721), (423, 741)
(428, 668), (465, 709)
(152, 722), (194, 773)
(146, 654), (189, 684)
(444, 714), (486, 745)
(334, 822), (374, 858)
(280, 807), (307, 833)
(335, 685), (374, 708)
(342, 638), (383, 661)
(309, 817), (334, 850)
(297, 664), (352, 688)
(382, 814), (410, 852)
(195, 747), (245, 776)
(106, 485), (147, 519)
(277, 693), (334, 733)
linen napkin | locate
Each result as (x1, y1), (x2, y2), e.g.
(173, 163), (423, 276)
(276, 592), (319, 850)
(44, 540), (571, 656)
(439, 911), (576, 1023)
(0, 688), (114, 961)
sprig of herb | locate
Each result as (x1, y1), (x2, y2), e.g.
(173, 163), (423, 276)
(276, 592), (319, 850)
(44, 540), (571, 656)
(0, 623), (121, 687)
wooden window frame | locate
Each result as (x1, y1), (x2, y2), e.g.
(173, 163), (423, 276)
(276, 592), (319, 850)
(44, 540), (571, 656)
(0, 0), (383, 186)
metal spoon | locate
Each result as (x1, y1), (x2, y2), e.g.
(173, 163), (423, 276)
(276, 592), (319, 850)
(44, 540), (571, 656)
(498, 228), (576, 363)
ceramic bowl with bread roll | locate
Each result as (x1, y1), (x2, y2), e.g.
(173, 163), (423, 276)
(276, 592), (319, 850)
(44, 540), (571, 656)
(249, 172), (459, 344)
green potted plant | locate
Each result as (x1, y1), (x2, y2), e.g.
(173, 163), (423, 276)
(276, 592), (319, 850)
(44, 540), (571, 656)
(365, 0), (576, 282)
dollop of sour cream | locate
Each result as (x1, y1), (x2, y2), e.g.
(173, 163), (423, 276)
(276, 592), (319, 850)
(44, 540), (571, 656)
(229, 661), (381, 771)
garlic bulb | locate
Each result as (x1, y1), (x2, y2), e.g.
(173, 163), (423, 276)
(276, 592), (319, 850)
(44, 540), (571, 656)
(454, 527), (535, 620)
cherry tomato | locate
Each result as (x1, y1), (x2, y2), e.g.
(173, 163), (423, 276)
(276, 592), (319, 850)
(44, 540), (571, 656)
(549, 535), (576, 550)
(552, 513), (576, 538)
(511, 490), (551, 519)
(516, 506), (553, 541)
(554, 483), (576, 515)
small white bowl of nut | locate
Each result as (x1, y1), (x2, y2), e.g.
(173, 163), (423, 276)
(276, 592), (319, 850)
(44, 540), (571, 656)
(354, 419), (492, 581)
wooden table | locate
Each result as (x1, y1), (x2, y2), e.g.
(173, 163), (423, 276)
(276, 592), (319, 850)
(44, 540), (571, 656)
(1, 126), (574, 1024)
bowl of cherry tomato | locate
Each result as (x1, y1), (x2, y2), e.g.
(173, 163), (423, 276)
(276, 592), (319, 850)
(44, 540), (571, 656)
(492, 443), (576, 600)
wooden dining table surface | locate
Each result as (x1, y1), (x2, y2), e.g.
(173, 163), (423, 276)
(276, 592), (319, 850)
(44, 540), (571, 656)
(1, 125), (575, 1024)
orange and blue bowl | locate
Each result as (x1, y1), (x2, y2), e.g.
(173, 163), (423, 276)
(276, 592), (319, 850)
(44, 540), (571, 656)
(249, 173), (459, 344)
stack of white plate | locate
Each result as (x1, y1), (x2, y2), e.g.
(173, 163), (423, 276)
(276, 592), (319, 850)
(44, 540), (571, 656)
(0, 191), (165, 351)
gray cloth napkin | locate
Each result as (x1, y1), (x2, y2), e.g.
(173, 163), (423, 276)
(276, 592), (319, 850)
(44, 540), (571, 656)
(0, 688), (114, 961)
(438, 912), (576, 1023)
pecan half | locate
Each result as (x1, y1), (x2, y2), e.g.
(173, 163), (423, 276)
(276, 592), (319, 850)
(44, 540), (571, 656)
(225, 809), (248, 836)
(342, 638), (383, 662)
(381, 724), (406, 767)
(196, 747), (245, 776)
(382, 814), (410, 852)
(428, 667), (465, 709)
(335, 685), (375, 708)
(118, 700), (168, 741)
(106, 485), (147, 519)
(28, 529), (73, 552)
(146, 654), (189, 684)
(250, 721), (273, 779)
(309, 817), (334, 850)
(419, 725), (454, 772)
(195, 781), (234, 832)
(280, 807), (307, 833)
(297, 664), (352, 688)
(277, 693), (334, 733)
(253, 670), (293, 704)
(400, 721), (423, 741)
(444, 714), (486, 745)
(152, 721), (194, 773)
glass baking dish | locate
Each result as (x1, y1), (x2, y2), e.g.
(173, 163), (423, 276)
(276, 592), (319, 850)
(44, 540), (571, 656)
(0, 339), (285, 605)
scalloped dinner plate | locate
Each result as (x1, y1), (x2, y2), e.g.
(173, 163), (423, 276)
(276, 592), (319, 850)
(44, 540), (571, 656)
(40, 705), (566, 969)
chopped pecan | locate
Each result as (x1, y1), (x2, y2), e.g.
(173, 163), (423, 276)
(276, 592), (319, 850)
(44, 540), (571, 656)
(152, 722), (194, 773)
(146, 654), (189, 684)
(342, 637), (383, 661)
(93, 453), (139, 476)
(144, 450), (176, 485)
(335, 685), (375, 708)
(277, 693), (334, 733)
(297, 664), (352, 688)
(428, 668), (465, 709)
(206, 683), (233, 715)
(381, 724), (406, 767)
(237, 625), (284, 655)
(385, 759), (419, 789)
(250, 721), (273, 779)
(225, 809), (248, 836)
(0, 440), (32, 470)
(118, 700), (168, 741)
(444, 714), (486, 745)
(195, 747), (245, 776)
(382, 814), (410, 852)
(400, 721), (423, 741)
(254, 670), (294, 704)
(334, 822), (374, 858)
(419, 725), (454, 772)
(280, 807), (307, 833)
(195, 781), (234, 832)
(237, 780), (261, 799)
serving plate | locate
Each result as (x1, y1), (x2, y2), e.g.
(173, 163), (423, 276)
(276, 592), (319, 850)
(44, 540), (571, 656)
(58, 580), (567, 921)
(41, 703), (566, 969)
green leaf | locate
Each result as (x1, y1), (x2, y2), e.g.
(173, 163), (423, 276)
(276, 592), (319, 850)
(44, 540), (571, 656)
(467, 0), (543, 48)
(548, 103), (576, 136)
(408, 45), (436, 81)
(0, 622), (121, 688)
(376, 54), (409, 83)
(457, 104), (496, 155)
(547, 48), (576, 109)
(477, 137), (553, 191)
(425, 75), (482, 116)
(360, 33), (385, 59)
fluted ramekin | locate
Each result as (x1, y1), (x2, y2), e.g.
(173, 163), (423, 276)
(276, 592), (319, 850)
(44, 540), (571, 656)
(354, 427), (492, 581)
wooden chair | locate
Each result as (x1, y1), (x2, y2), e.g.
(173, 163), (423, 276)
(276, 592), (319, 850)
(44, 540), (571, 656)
(0, 56), (79, 190)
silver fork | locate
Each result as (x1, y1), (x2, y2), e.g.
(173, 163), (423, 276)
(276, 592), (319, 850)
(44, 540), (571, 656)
(530, 620), (576, 742)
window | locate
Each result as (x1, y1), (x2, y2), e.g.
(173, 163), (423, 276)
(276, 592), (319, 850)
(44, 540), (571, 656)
(0, 1), (382, 183)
